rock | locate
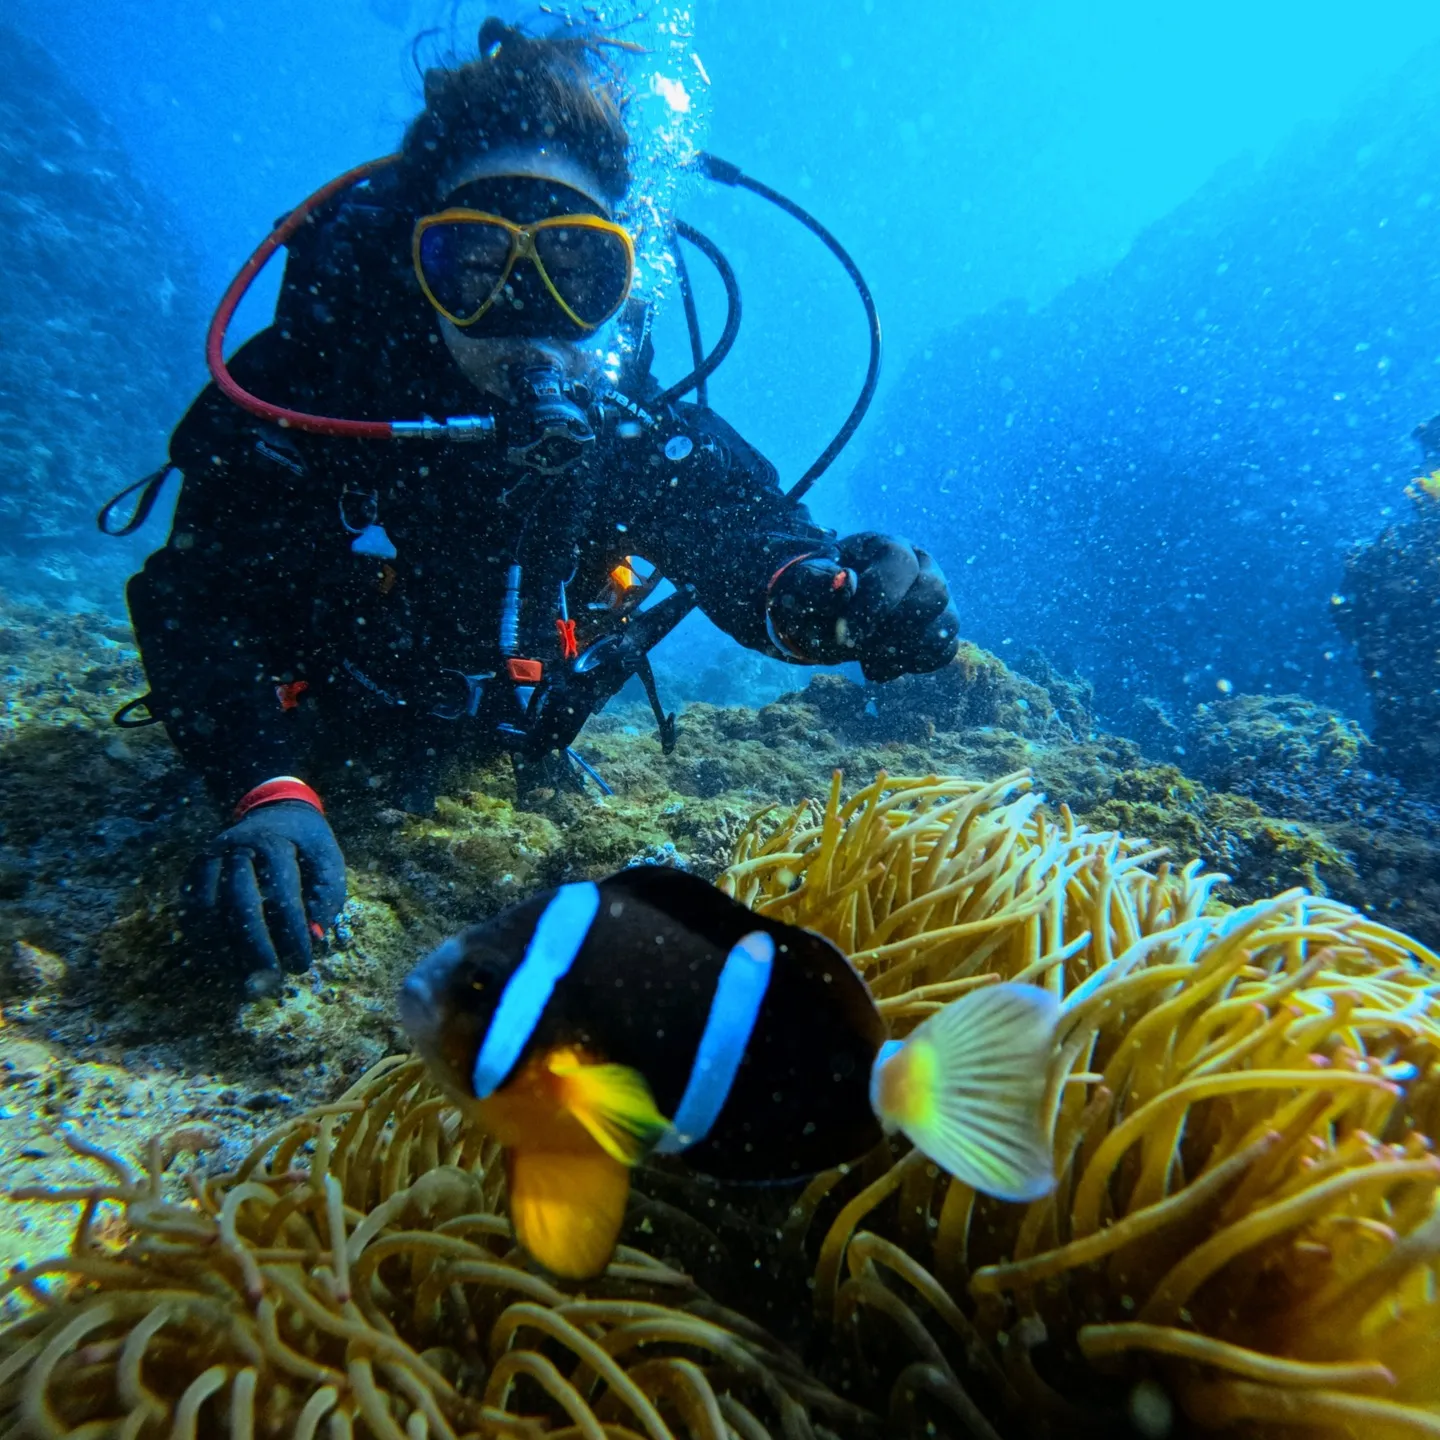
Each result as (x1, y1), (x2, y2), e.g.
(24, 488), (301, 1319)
(1333, 481), (1440, 791)
(1080, 764), (1357, 902)
(1189, 692), (1374, 813)
(5, 938), (66, 997)
(778, 643), (1063, 746)
(1013, 647), (1095, 738)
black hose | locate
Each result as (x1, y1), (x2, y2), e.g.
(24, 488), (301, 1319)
(696, 151), (883, 502)
(591, 158), (883, 673)
(671, 230), (708, 408)
(96, 464), (177, 536)
(651, 221), (742, 409)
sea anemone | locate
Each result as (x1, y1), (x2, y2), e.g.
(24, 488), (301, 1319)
(724, 770), (1440, 1437)
(0, 1058), (864, 1439)
(5, 768), (1440, 1439)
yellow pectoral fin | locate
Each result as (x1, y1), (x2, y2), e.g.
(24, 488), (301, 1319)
(506, 1146), (631, 1281)
(546, 1051), (670, 1165)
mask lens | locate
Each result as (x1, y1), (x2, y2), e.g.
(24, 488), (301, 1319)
(418, 219), (514, 321)
(533, 223), (632, 327)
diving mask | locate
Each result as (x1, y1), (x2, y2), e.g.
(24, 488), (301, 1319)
(413, 208), (634, 337)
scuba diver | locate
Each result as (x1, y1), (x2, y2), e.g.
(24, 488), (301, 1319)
(116, 19), (960, 991)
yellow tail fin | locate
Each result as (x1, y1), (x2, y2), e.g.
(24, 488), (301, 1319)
(506, 1146), (631, 1280)
(871, 981), (1058, 1201)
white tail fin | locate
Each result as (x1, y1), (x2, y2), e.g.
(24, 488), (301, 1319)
(869, 982), (1059, 1202)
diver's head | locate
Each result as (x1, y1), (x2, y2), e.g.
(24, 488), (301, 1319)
(400, 19), (633, 403)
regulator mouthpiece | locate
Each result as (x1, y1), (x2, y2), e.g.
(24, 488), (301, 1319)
(505, 364), (595, 475)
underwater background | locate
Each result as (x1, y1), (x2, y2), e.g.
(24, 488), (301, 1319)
(4, 2), (1440, 1437)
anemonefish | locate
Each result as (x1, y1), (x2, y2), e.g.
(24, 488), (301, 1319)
(399, 865), (1059, 1281)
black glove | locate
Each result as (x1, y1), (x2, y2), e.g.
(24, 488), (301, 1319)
(181, 800), (346, 991)
(766, 532), (959, 683)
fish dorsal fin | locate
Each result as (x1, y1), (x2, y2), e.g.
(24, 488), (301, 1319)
(506, 1146), (631, 1280)
(600, 864), (764, 946)
(547, 1051), (670, 1164)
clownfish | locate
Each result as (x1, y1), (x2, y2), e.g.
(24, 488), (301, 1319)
(398, 865), (1059, 1280)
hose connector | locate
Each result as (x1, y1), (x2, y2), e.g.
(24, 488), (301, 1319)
(390, 415), (496, 441)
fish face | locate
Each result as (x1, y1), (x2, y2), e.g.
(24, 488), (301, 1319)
(398, 930), (511, 1105)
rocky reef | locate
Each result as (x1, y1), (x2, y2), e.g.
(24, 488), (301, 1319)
(1332, 472), (1440, 790)
(0, 23), (203, 608)
(1185, 689), (1440, 938)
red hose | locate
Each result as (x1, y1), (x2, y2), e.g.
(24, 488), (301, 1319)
(205, 155), (401, 440)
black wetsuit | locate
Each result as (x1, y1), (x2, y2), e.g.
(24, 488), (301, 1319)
(127, 183), (831, 811)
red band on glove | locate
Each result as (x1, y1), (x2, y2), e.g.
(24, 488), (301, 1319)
(234, 777), (325, 820)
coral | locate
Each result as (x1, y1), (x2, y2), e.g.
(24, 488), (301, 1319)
(0, 1055), (862, 1439)
(1332, 481), (1440, 790)
(1407, 469), (1440, 506)
(8, 770), (1440, 1438)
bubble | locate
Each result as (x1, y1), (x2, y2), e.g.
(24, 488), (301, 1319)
(1128, 1379), (1174, 1438)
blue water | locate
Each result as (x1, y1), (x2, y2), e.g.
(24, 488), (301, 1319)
(9, 0), (1440, 719)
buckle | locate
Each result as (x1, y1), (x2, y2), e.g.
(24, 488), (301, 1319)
(506, 657), (544, 683)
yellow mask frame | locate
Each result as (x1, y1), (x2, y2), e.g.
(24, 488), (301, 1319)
(412, 209), (636, 332)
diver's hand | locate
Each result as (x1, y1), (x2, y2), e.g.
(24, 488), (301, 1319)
(181, 791), (346, 991)
(765, 533), (959, 683)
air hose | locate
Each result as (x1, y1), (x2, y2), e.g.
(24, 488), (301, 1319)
(695, 152), (883, 501)
(205, 154), (492, 443)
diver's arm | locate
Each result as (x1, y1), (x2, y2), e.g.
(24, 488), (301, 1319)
(128, 552), (305, 804)
(636, 406), (961, 680)
(130, 409), (349, 984)
(127, 410), (322, 807)
(635, 406), (838, 654)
